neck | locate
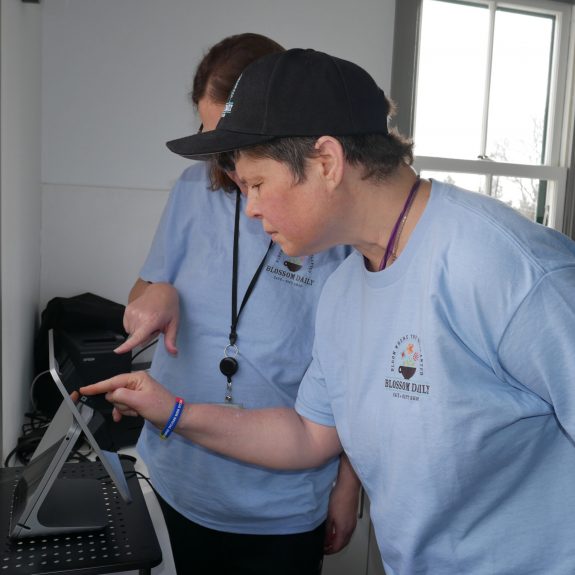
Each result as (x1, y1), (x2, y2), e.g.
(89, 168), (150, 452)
(345, 165), (427, 271)
(378, 176), (421, 270)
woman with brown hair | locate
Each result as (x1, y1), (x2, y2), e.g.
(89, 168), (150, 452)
(116, 34), (360, 575)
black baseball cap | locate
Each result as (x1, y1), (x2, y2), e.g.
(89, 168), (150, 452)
(166, 48), (390, 160)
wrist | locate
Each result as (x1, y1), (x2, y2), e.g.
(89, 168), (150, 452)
(160, 397), (185, 440)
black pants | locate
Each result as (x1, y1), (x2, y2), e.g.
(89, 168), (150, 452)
(156, 493), (326, 575)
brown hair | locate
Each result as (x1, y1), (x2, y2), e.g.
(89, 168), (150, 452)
(192, 33), (284, 106)
(192, 34), (284, 191)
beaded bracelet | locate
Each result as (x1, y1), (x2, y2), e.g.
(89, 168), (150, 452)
(160, 397), (185, 440)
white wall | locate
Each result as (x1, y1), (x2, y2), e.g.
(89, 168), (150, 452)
(0, 0), (396, 461)
(41, 184), (168, 306)
(39, 0), (396, 309)
(1, 0), (43, 460)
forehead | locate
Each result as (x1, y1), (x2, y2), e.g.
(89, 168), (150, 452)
(234, 153), (287, 179)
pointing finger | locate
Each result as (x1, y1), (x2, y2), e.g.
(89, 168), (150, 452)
(79, 373), (136, 396)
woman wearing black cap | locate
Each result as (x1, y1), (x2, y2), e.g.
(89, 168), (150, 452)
(83, 48), (575, 574)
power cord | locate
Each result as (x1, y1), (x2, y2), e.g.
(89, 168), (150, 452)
(4, 411), (51, 467)
(29, 369), (50, 412)
(95, 453), (153, 491)
(131, 339), (158, 363)
(4, 410), (97, 468)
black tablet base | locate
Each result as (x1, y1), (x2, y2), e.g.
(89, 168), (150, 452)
(35, 477), (107, 532)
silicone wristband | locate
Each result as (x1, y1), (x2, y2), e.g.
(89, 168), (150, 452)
(160, 397), (184, 440)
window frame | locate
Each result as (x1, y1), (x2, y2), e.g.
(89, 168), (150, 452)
(391, 0), (575, 236)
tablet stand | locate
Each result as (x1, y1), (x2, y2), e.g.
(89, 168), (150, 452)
(9, 401), (108, 538)
(8, 329), (132, 539)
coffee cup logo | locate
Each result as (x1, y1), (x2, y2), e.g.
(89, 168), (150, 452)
(284, 257), (303, 272)
(398, 365), (416, 380)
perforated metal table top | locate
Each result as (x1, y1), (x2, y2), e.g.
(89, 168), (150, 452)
(0, 460), (162, 575)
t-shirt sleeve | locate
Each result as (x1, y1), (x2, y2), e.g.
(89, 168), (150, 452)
(498, 266), (575, 438)
(295, 346), (336, 427)
(139, 190), (173, 283)
(139, 166), (201, 283)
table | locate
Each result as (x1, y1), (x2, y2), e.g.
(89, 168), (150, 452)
(0, 460), (162, 575)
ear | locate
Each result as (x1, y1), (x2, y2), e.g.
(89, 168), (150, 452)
(313, 136), (344, 190)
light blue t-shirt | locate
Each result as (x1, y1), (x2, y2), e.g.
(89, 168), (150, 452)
(137, 163), (350, 534)
(296, 180), (575, 574)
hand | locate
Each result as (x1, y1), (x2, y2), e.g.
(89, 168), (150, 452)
(323, 456), (361, 554)
(115, 282), (180, 356)
(80, 371), (176, 427)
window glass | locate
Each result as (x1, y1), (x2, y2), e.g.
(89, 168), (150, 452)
(421, 171), (486, 193)
(487, 9), (554, 164)
(492, 175), (542, 222)
(409, 0), (571, 232)
(422, 170), (544, 222)
(414, 1), (555, 166)
(414, 1), (489, 158)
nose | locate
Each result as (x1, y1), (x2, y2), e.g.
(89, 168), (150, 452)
(244, 188), (262, 219)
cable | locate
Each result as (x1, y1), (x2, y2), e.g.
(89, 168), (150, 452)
(4, 410), (52, 467)
(29, 369), (51, 412)
(95, 453), (154, 491)
(4, 446), (20, 468)
(131, 339), (158, 363)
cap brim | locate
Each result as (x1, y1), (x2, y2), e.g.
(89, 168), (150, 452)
(166, 129), (275, 160)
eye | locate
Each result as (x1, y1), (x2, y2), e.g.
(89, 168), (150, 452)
(250, 183), (262, 193)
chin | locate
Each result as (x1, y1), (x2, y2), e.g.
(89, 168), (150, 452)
(280, 242), (314, 258)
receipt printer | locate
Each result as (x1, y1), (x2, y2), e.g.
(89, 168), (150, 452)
(56, 329), (132, 414)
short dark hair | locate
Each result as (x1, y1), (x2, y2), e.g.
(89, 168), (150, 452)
(236, 131), (413, 185)
(191, 33), (284, 190)
(220, 97), (413, 185)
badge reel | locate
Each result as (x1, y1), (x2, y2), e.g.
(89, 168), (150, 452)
(219, 344), (243, 408)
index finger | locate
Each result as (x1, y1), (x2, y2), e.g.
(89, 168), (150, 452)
(80, 373), (135, 396)
(114, 329), (158, 355)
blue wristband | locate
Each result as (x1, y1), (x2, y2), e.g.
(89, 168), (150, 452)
(160, 397), (184, 440)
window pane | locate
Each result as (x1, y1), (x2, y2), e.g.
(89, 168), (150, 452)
(414, 1), (489, 158)
(420, 171), (486, 194)
(421, 170), (543, 222)
(492, 176), (542, 222)
(487, 10), (554, 164)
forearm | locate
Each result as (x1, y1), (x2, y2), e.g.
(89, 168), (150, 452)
(81, 372), (341, 472)
(175, 403), (342, 470)
(336, 452), (361, 492)
(323, 450), (362, 553)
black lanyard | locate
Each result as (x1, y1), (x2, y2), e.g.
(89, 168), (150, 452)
(219, 188), (273, 403)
